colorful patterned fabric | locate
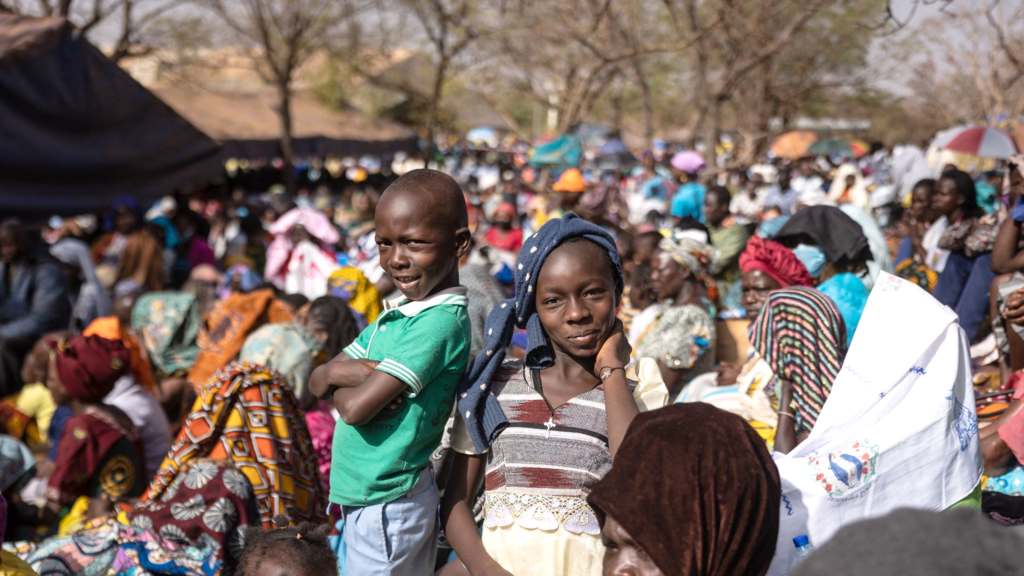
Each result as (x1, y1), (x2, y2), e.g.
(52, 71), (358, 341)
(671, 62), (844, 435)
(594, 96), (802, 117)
(749, 287), (847, 436)
(238, 323), (323, 398)
(634, 300), (715, 397)
(0, 401), (36, 444)
(143, 362), (327, 528)
(659, 232), (718, 303)
(895, 258), (938, 292)
(985, 465), (1024, 497)
(46, 406), (144, 507)
(14, 461), (260, 576)
(187, 290), (293, 389)
(328, 266), (382, 325)
(131, 292), (202, 376)
(304, 404), (336, 493)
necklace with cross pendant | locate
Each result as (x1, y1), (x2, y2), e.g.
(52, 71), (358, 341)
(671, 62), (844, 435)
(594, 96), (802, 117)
(544, 416), (556, 437)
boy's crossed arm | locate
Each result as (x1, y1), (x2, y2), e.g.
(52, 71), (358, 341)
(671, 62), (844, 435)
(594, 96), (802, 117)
(309, 353), (408, 426)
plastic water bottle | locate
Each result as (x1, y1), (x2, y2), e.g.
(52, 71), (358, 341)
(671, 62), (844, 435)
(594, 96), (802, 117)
(789, 535), (814, 571)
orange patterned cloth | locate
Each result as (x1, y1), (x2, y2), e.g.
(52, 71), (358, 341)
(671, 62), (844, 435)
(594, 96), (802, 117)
(0, 401), (38, 445)
(83, 316), (157, 395)
(187, 289), (293, 389)
(142, 361), (326, 528)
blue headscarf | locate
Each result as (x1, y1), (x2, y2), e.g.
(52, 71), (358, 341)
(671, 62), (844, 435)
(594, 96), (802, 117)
(756, 215), (790, 239)
(103, 196), (143, 231)
(817, 272), (868, 347)
(456, 212), (623, 452)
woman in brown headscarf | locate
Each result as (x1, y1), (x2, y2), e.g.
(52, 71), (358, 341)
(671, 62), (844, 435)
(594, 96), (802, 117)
(587, 403), (780, 576)
(37, 334), (144, 526)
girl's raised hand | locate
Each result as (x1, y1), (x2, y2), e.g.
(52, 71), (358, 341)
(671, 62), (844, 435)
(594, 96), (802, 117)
(596, 319), (632, 372)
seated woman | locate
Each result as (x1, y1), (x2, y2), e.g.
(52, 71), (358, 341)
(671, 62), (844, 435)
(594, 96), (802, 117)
(635, 231), (717, 402)
(442, 214), (668, 576)
(928, 170), (992, 341)
(144, 360), (327, 528)
(587, 403), (780, 576)
(0, 334), (67, 449)
(13, 460), (260, 576)
(91, 198), (164, 295)
(749, 288), (847, 454)
(186, 288), (294, 391)
(78, 313), (171, 482)
(37, 335), (144, 527)
(893, 179), (940, 290)
(692, 236), (814, 425)
(50, 238), (111, 331)
(986, 162), (1024, 372)
(131, 285), (210, 418)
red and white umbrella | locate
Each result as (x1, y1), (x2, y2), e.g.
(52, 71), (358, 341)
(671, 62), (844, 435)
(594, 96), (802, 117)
(933, 125), (1020, 159)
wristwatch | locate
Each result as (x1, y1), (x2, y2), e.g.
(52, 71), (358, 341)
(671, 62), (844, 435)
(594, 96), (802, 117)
(598, 366), (625, 381)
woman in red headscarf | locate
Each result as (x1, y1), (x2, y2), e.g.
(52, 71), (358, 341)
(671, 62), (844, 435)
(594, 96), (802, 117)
(36, 334), (144, 525)
(702, 236), (816, 446)
(738, 235), (814, 320)
(687, 236), (814, 443)
(483, 202), (524, 253)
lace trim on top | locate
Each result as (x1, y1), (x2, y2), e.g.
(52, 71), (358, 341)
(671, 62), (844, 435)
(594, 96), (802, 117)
(483, 491), (601, 535)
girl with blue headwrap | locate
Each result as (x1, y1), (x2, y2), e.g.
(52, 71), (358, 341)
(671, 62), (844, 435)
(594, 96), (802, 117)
(439, 213), (668, 576)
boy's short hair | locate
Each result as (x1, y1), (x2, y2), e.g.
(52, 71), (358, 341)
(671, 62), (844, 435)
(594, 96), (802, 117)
(382, 169), (468, 231)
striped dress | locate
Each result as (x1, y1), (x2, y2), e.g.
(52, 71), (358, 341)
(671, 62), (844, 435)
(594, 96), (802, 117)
(452, 358), (667, 576)
(748, 287), (847, 436)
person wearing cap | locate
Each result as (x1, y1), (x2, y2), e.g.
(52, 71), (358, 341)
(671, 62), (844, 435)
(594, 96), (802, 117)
(36, 334), (144, 526)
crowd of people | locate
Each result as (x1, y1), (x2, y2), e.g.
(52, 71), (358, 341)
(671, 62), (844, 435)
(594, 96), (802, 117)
(0, 140), (1023, 576)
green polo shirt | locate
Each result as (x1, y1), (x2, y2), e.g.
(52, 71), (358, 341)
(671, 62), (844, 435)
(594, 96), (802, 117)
(330, 286), (471, 506)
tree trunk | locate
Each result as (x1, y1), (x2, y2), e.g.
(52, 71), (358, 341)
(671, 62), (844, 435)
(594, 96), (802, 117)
(704, 96), (723, 176)
(276, 81), (296, 194)
(630, 56), (654, 147)
(425, 56), (449, 162)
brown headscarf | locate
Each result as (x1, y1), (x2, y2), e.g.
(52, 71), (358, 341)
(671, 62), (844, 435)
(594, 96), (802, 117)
(587, 403), (781, 576)
(48, 334), (131, 403)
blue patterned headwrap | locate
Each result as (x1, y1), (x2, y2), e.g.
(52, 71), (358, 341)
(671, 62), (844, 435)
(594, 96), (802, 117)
(455, 212), (623, 452)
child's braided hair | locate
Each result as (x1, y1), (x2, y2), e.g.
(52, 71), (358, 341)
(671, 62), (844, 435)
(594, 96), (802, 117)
(237, 516), (337, 576)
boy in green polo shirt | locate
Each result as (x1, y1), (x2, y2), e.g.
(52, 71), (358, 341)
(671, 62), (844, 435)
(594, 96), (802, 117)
(308, 169), (472, 575)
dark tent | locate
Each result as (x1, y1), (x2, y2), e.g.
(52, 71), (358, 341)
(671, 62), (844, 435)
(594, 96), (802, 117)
(0, 14), (224, 220)
(152, 86), (418, 159)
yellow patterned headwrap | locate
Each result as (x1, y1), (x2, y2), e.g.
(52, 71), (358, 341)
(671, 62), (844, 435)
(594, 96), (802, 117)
(328, 266), (382, 323)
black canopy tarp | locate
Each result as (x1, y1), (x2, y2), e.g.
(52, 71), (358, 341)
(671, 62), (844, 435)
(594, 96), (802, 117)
(0, 14), (224, 220)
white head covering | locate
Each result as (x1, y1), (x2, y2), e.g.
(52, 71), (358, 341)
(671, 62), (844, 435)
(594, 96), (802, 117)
(827, 163), (871, 210)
